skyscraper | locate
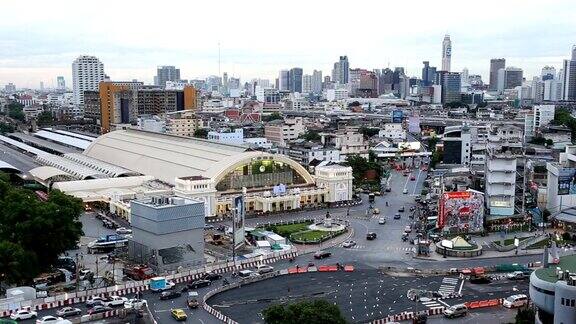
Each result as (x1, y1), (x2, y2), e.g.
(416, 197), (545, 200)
(302, 74), (313, 93)
(497, 67), (523, 92)
(562, 46), (576, 101)
(437, 71), (461, 104)
(57, 76), (65, 90)
(421, 61), (437, 86)
(489, 58), (506, 91)
(331, 56), (349, 84)
(441, 35), (452, 72)
(312, 70), (323, 94)
(72, 55), (105, 107)
(156, 66), (180, 87)
(289, 67), (303, 93)
(279, 70), (290, 91)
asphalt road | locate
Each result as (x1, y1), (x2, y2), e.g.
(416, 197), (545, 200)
(0, 142), (40, 172)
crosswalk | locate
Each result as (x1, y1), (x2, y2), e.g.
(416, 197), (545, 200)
(421, 300), (443, 308)
(438, 277), (459, 296)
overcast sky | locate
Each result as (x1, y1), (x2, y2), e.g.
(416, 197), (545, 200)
(1, 0), (575, 88)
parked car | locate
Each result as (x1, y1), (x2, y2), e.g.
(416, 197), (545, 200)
(378, 217), (386, 225)
(503, 294), (529, 308)
(404, 225), (412, 233)
(342, 240), (357, 248)
(35, 316), (64, 323)
(159, 291), (182, 300)
(202, 272), (222, 281)
(115, 227), (132, 235)
(86, 296), (105, 307)
(188, 279), (212, 289)
(394, 213), (401, 219)
(237, 269), (254, 278)
(443, 304), (468, 318)
(102, 295), (128, 307)
(204, 224), (215, 230)
(56, 307), (82, 318)
(87, 305), (112, 315)
(170, 308), (187, 321)
(398, 206), (405, 212)
(313, 250), (332, 259)
(124, 299), (147, 310)
(256, 264), (275, 274)
(402, 232), (409, 241)
(366, 232), (377, 240)
(403, 189), (408, 194)
(507, 271), (527, 280)
(9, 309), (37, 320)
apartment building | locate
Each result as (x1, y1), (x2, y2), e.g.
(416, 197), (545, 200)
(264, 117), (306, 147)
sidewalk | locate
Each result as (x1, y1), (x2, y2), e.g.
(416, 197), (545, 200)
(413, 246), (544, 261)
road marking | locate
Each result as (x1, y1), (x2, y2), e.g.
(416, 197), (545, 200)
(458, 279), (465, 294)
(438, 299), (450, 307)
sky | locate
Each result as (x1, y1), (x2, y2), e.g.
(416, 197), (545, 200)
(1, 0), (575, 89)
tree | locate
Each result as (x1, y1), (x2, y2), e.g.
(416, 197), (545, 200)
(299, 130), (321, 142)
(193, 128), (208, 139)
(546, 139), (554, 147)
(529, 137), (546, 145)
(0, 175), (84, 284)
(36, 111), (54, 126)
(263, 299), (346, 324)
(7, 103), (25, 122)
(263, 112), (283, 122)
(0, 122), (15, 134)
(514, 307), (535, 324)
(358, 126), (380, 139)
(344, 154), (383, 185)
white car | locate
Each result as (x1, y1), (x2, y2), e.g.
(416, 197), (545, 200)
(503, 294), (529, 308)
(102, 295), (129, 307)
(342, 240), (357, 248)
(124, 298), (148, 309)
(403, 188), (408, 194)
(378, 217), (386, 225)
(86, 296), (105, 306)
(116, 227), (132, 235)
(10, 309), (37, 320)
(256, 264), (274, 274)
(36, 315), (64, 323)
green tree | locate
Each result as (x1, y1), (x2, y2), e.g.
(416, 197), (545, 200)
(529, 137), (546, 145)
(344, 154), (383, 185)
(0, 175), (84, 284)
(358, 126), (380, 139)
(514, 307), (535, 324)
(36, 111), (54, 126)
(299, 130), (321, 142)
(263, 299), (346, 324)
(7, 103), (25, 122)
(0, 122), (15, 134)
(194, 128), (208, 139)
(263, 112), (283, 122)
(545, 139), (554, 147)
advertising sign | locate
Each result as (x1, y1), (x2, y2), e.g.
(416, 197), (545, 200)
(233, 195), (245, 249)
(392, 110), (404, 123)
(408, 115), (421, 133)
(558, 168), (576, 196)
(438, 190), (484, 233)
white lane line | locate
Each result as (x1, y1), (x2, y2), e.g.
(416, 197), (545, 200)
(458, 279), (465, 294)
(438, 299), (450, 307)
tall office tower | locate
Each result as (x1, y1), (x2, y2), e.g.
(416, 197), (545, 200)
(421, 61), (437, 86)
(392, 67), (405, 92)
(312, 70), (323, 94)
(331, 56), (349, 84)
(563, 45), (576, 101)
(279, 70), (290, 91)
(541, 66), (556, 81)
(289, 67), (303, 93)
(378, 68), (394, 94)
(497, 67), (523, 93)
(302, 74), (313, 93)
(156, 66), (180, 87)
(489, 58), (506, 91)
(72, 55), (105, 107)
(437, 71), (461, 103)
(57, 76), (65, 90)
(461, 68), (469, 84)
(222, 72), (229, 94)
(441, 35), (452, 72)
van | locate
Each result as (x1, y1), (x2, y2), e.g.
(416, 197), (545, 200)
(443, 304), (468, 318)
(238, 270), (254, 278)
(503, 294), (528, 308)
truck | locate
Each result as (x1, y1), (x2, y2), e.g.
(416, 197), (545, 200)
(465, 267), (491, 284)
(87, 234), (128, 253)
(149, 277), (175, 292)
(123, 265), (155, 281)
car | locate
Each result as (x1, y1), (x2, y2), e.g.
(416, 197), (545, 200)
(443, 304), (468, 318)
(342, 240), (356, 248)
(102, 295), (128, 307)
(78, 269), (93, 281)
(378, 217), (386, 225)
(188, 279), (212, 289)
(204, 224), (215, 230)
(404, 225), (412, 233)
(202, 272), (222, 281)
(372, 208), (380, 214)
(35, 316), (64, 323)
(410, 206), (416, 212)
(366, 232), (377, 240)
(124, 299), (147, 310)
(410, 176), (416, 181)
(403, 172), (409, 177)
(385, 187), (391, 192)
(403, 188), (408, 194)
(313, 250), (332, 259)
(86, 296), (105, 307)
(9, 309), (37, 320)
(115, 227), (132, 235)
(171, 308), (188, 321)
(159, 291), (182, 300)
(503, 294), (529, 308)
(56, 307), (81, 318)
(256, 264), (275, 274)
(237, 269), (254, 278)
(87, 305), (112, 315)
(507, 271), (527, 280)
(398, 206), (405, 212)
(394, 213), (401, 219)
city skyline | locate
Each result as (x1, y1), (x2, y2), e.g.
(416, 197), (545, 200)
(1, 0), (575, 88)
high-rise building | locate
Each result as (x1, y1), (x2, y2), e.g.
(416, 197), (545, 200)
(378, 68), (394, 94)
(497, 67), (523, 93)
(156, 66), (180, 87)
(421, 61), (436, 86)
(279, 70), (290, 91)
(72, 55), (105, 107)
(541, 66), (556, 81)
(302, 74), (313, 93)
(312, 70), (323, 94)
(331, 56), (349, 84)
(289, 67), (303, 93)
(437, 71), (461, 104)
(489, 58), (505, 91)
(441, 35), (452, 72)
(563, 45), (576, 101)
(461, 68), (469, 84)
(57, 76), (65, 90)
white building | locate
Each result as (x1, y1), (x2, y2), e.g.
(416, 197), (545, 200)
(525, 105), (555, 140)
(302, 74), (313, 94)
(314, 165), (353, 202)
(312, 70), (323, 94)
(378, 123), (406, 140)
(72, 55), (105, 108)
(326, 88), (349, 101)
(264, 117), (306, 147)
(323, 130), (369, 161)
(202, 99), (225, 113)
(165, 111), (203, 137)
(441, 35), (452, 72)
(207, 129), (244, 145)
(245, 137), (273, 149)
(137, 116), (166, 133)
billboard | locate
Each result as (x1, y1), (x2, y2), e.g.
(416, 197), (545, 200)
(233, 195), (245, 249)
(558, 168), (576, 196)
(438, 191), (484, 233)
(392, 110), (404, 123)
(408, 115), (421, 133)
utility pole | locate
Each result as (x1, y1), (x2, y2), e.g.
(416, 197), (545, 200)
(75, 253), (80, 293)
